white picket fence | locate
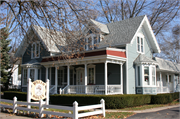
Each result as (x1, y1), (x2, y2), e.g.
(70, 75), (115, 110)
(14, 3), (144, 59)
(0, 97), (105, 119)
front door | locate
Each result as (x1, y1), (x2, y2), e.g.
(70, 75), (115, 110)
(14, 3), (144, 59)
(76, 68), (84, 85)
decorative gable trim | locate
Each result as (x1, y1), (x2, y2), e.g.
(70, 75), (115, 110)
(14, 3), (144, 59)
(130, 15), (161, 53)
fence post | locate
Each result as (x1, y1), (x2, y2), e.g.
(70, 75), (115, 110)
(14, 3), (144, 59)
(13, 97), (17, 113)
(27, 78), (31, 109)
(59, 88), (62, 94)
(73, 101), (78, 119)
(100, 99), (105, 117)
(39, 99), (44, 118)
(46, 79), (49, 108)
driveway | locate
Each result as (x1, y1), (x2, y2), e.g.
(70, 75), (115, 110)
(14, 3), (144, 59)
(127, 106), (180, 119)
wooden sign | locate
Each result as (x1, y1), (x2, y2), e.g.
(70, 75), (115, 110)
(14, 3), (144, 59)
(31, 80), (46, 100)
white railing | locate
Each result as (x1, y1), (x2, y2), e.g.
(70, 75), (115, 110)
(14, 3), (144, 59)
(61, 85), (122, 95)
(156, 86), (169, 94)
(0, 97), (105, 119)
(50, 85), (56, 94)
(107, 85), (122, 94)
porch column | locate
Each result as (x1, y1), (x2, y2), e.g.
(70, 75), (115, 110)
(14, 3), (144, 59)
(55, 66), (58, 94)
(160, 72), (162, 93)
(120, 64), (123, 94)
(104, 62), (107, 95)
(84, 64), (87, 93)
(67, 65), (70, 85)
(46, 67), (48, 80)
(167, 74), (169, 92)
(27, 68), (30, 81)
(173, 74), (175, 93)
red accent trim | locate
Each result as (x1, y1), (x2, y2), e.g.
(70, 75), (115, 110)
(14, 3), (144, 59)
(41, 50), (126, 62)
(106, 50), (126, 58)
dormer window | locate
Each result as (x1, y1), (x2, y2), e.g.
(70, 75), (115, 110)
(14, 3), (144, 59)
(137, 36), (144, 53)
(85, 34), (100, 50)
(31, 42), (40, 59)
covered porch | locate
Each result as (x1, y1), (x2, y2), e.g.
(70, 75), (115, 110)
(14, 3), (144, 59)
(156, 71), (179, 94)
(41, 48), (126, 95)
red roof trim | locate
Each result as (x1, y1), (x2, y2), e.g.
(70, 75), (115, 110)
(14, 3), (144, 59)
(41, 50), (126, 62)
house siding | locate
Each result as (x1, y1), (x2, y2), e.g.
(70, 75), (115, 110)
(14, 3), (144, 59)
(108, 63), (120, 84)
(127, 27), (153, 94)
(22, 40), (50, 64)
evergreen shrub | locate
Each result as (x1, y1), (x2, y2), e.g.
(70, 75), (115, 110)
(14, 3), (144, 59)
(50, 94), (151, 109)
(151, 93), (173, 104)
(3, 91), (27, 101)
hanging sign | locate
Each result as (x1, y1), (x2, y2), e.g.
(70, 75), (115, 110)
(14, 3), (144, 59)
(31, 80), (46, 100)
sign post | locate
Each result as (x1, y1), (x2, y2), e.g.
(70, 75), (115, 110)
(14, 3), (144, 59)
(27, 79), (49, 107)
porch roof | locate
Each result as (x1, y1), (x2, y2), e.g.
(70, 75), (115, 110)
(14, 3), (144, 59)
(40, 47), (126, 66)
(134, 54), (158, 65)
(154, 57), (180, 73)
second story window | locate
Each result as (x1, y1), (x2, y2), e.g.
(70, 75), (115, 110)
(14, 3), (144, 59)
(31, 42), (40, 59)
(137, 36), (144, 53)
(85, 34), (100, 50)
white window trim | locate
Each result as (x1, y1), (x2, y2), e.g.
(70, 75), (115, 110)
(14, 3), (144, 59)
(136, 34), (145, 54)
(22, 68), (28, 86)
(57, 67), (64, 86)
(70, 67), (74, 85)
(152, 66), (156, 86)
(87, 64), (96, 84)
(85, 34), (100, 51)
(31, 42), (40, 59)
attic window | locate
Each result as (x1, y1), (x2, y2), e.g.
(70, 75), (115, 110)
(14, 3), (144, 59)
(137, 36), (144, 53)
(85, 34), (100, 50)
(31, 42), (40, 59)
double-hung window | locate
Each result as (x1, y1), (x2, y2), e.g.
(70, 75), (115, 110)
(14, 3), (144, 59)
(87, 65), (96, 84)
(23, 69), (27, 85)
(85, 35), (100, 50)
(31, 42), (40, 59)
(137, 36), (144, 53)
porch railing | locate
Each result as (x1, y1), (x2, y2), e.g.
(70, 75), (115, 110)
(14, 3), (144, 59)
(61, 85), (122, 95)
(157, 86), (169, 94)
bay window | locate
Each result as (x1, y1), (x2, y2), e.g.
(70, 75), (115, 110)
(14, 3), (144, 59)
(144, 66), (149, 85)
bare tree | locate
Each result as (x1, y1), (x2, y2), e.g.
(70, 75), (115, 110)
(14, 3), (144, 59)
(0, 0), (98, 54)
(158, 25), (180, 63)
(97, 0), (180, 36)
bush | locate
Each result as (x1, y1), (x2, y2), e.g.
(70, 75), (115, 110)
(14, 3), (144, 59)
(170, 92), (179, 100)
(50, 94), (151, 109)
(151, 93), (173, 104)
(4, 91), (27, 101)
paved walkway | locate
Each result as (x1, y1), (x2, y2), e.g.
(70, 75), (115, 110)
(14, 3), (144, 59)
(106, 104), (180, 113)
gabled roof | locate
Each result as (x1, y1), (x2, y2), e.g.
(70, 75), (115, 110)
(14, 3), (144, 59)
(90, 19), (109, 34)
(97, 15), (160, 53)
(154, 57), (180, 73)
(15, 25), (66, 57)
(134, 54), (158, 65)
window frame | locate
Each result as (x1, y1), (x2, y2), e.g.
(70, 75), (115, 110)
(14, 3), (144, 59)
(87, 65), (96, 85)
(57, 67), (64, 86)
(23, 69), (27, 86)
(152, 66), (156, 85)
(31, 42), (40, 59)
(136, 34), (144, 54)
(85, 34), (100, 50)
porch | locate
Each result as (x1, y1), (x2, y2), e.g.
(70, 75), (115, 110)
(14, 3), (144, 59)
(42, 48), (126, 95)
(60, 85), (122, 95)
(156, 72), (179, 94)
